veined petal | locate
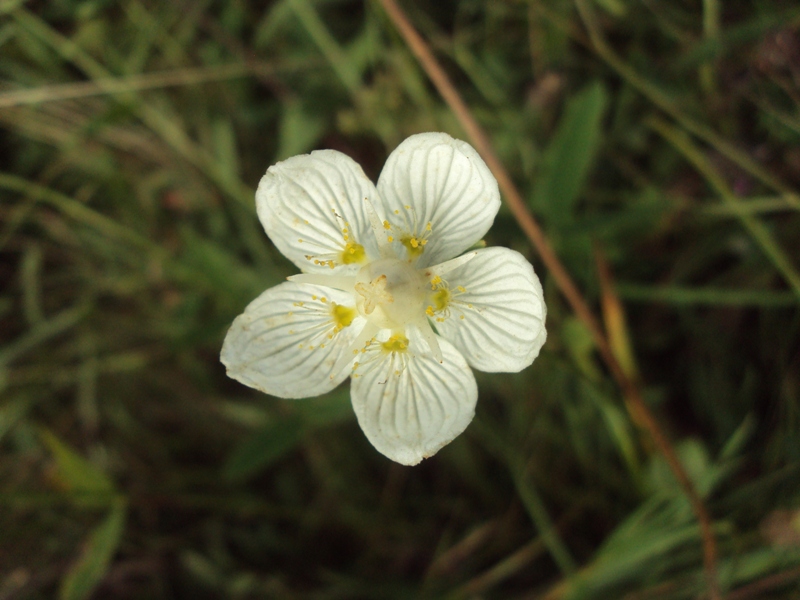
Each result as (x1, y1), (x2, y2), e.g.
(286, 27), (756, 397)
(377, 132), (500, 267)
(350, 331), (477, 465)
(256, 150), (383, 274)
(434, 247), (546, 373)
(221, 282), (365, 398)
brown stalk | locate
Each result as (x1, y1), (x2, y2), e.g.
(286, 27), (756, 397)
(375, 0), (720, 598)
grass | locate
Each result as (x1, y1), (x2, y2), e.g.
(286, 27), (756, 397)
(1, 1), (799, 598)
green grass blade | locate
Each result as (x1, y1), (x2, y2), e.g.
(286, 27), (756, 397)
(59, 504), (126, 600)
(533, 81), (608, 226)
(649, 116), (800, 299)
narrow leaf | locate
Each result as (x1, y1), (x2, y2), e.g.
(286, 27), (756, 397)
(60, 504), (126, 600)
(276, 99), (326, 160)
(39, 429), (114, 497)
(224, 415), (305, 481)
(533, 81), (608, 226)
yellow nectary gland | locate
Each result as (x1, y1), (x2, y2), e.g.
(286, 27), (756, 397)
(381, 334), (409, 353)
(331, 304), (356, 330)
(340, 242), (366, 264)
(401, 235), (427, 259)
(354, 258), (426, 329)
(431, 288), (450, 311)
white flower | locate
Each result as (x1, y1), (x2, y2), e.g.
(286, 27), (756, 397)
(221, 132), (547, 465)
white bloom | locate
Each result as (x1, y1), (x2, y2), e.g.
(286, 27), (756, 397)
(221, 132), (547, 465)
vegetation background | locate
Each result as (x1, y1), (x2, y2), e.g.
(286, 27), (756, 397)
(1, 0), (799, 598)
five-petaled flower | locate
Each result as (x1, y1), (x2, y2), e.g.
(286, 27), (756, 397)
(221, 132), (546, 465)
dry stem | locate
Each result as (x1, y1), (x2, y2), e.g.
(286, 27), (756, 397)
(375, 0), (720, 598)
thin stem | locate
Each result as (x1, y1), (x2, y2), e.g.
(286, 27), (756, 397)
(699, 0), (721, 93)
(0, 61), (281, 108)
(375, 1), (720, 598)
(572, 0), (799, 212)
(649, 115), (800, 298)
(727, 566), (800, 600)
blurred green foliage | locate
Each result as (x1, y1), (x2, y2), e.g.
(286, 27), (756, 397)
(1, 0), (799, 598)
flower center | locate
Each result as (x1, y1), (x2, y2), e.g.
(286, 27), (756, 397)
(354, 258), (426, 329)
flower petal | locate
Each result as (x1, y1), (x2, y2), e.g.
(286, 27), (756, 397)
(377, 132), (500, 267)
(350, 331), (477, 465)
(256, 150), (383, 274)
(435, 247), (547, 373)
(221, 282), (365, 398)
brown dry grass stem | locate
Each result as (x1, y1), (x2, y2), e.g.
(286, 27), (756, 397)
(375, 0), (720, 598)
